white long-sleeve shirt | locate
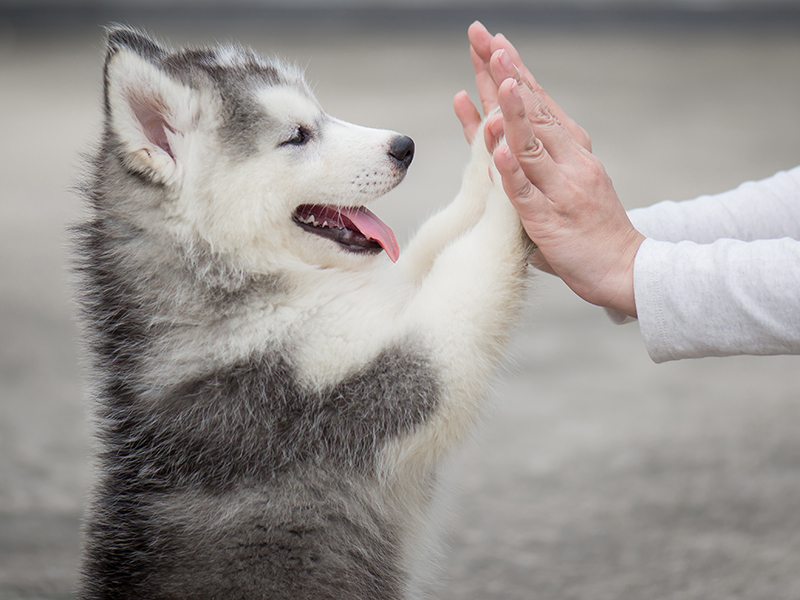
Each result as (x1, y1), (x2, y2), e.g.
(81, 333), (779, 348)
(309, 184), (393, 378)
(623, 166), (800, 363)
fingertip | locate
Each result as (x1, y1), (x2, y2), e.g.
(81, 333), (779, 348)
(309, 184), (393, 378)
(469, 20), (489, 37)
(453, 92), (481, 143)
(489, 32), (508, 54)
(478, 112), (501, 151)
(497, 77), (521, 109)
(490, 32), (518, 58)
(468, 21), (493, 57)
(492, 143), (515, 171)
(490, 49), (521, 87)
(488, 112), (504, 131)
(454, 89), (477, 112)
(495, 32), (521, 65)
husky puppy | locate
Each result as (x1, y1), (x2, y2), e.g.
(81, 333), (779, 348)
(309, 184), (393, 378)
(75, 25), (533, 600)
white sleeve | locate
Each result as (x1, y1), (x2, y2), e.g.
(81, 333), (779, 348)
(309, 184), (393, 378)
(634, 237), (800, 363)
(627, 166), (800, 243)
(611, 166), (800, 362)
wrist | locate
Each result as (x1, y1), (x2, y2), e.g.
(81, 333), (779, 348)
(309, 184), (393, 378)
(605, 230), (645, 319)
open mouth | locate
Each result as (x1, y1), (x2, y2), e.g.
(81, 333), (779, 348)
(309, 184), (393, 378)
(293, 204), (400, 263)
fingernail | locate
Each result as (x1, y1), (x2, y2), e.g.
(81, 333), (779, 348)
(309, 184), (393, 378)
(497, 48), (512, 70)
(494, 145), (514, 166)
(509, 79), (520, 98)
(511, 63), (525, 85)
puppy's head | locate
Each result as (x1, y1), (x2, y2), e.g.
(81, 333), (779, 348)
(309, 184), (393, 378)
(100, 26), (413, 271)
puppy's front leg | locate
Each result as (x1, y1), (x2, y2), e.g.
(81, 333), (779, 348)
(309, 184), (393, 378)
(399, 125), (496, 286)
(395, 157), (535, 465)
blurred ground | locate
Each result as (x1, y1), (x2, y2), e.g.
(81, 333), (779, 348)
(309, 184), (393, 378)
(1, 10), (800, 600)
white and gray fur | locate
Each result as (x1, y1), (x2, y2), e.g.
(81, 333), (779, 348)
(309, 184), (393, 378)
(74, 25), (534, 600)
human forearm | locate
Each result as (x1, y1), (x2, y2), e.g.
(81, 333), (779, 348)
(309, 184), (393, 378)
(635, 237), (800, 362)
(629, 166), (800, 243)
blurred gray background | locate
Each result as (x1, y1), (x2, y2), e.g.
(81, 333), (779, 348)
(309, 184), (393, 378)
(2, 1), (800, 598)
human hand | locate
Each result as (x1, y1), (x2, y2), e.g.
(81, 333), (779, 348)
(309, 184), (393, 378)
(490, 54), (644, 318)
(453, 22), (643, 317)
(453, 21), (591, 154)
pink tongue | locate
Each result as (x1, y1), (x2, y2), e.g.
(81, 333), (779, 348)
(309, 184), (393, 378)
(339, 206), (400, 263)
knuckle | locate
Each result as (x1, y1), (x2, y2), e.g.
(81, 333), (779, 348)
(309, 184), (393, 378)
(518, 135), (546, 162)
(528, 99), (558, 127)
(576, 127), (592, 151)
(563, 156), (608, 204)
(529, 109), (554, 129)
(583, 157), (608, 185)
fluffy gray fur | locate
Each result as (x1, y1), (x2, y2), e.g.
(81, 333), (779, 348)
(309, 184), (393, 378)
(75, 27), (440, 600)
(74, 24), (533, 600)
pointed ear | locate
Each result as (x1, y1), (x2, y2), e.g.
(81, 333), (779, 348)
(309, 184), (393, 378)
(103, 26), (198, 184)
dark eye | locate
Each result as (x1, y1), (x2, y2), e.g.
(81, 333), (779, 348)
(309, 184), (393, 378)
(280, 125), (312, 147)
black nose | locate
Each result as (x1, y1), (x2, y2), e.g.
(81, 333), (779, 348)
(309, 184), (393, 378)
(388, 135), (414, 168)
